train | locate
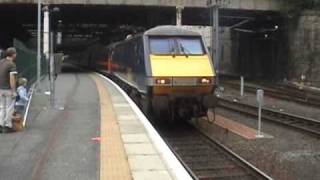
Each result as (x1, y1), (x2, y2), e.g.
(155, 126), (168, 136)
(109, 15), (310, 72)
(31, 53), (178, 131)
(89, 25), (216, 121)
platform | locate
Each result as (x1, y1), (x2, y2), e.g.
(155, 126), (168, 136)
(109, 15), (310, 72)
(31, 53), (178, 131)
(0, 65), (191, 180)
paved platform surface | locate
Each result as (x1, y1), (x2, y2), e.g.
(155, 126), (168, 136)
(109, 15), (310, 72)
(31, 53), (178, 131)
(93, 74), (191, 180)
(0, 68), (100, 180)
(0, 65), (189, 180)
(92, 75), (174, 180)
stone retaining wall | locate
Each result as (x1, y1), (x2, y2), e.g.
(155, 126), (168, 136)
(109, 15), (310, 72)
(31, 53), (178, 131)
(289, 11), (320, 86)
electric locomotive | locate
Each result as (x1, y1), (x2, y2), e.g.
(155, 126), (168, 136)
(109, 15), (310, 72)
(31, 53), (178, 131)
(95, 25), (216, 120)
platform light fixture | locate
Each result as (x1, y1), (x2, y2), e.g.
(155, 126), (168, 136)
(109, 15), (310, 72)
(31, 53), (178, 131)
(155, 78), (171, 85)
(56, 32), (62, 45)
(199, 77), (212, 84)
(57, 20), (63, 45)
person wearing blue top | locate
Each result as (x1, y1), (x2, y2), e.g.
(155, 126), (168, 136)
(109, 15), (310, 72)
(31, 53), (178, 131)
(15, 78), (29, 115)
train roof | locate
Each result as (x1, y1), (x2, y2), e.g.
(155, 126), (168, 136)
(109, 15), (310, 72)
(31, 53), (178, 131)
(144, 25), (201, 36)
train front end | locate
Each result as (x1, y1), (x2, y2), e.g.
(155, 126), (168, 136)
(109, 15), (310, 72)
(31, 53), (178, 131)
(145, 26), (216, 120)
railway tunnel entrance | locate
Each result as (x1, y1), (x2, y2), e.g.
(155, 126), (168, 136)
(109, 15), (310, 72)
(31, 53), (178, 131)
(230, 14), (287, 81)
(0, 4), (287, 81)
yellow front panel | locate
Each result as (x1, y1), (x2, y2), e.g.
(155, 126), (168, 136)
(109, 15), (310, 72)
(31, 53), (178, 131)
(150, 55), (215, 77)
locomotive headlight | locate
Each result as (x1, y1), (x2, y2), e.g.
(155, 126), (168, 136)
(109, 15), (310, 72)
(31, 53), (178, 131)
(155, 78), (171, 85)
(199, 77), (211, 84)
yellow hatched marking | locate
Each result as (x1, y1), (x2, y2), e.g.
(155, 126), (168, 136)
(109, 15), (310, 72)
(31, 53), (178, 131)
(91, 74), (131, 180)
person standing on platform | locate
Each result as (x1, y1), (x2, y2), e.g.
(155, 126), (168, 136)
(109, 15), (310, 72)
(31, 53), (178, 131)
(0, 47), (18, 133)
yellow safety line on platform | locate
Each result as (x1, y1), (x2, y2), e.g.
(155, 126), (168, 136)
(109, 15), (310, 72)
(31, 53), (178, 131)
(91, 74), (131, 180)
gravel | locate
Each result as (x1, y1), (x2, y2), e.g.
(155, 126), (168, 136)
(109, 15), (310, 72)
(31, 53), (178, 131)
(192, 84), (320, 180)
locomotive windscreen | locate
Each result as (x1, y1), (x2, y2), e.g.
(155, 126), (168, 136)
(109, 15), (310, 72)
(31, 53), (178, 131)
(149, 37), (205, 55)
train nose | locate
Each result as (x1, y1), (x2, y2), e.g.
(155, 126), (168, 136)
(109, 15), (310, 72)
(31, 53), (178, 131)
(149, 55), (214, 77)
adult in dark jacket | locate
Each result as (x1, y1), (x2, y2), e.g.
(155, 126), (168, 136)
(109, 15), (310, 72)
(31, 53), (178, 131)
(0, 47), (18, 133)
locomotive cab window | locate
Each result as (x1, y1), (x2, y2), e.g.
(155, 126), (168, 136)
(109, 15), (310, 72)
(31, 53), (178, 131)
(149, 38), (175, 55)
(177, 38), (205, 55)
(149, 37), (205, 55)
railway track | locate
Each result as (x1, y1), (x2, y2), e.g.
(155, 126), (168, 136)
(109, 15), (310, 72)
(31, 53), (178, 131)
(158, 124), (272, 180)
(221, 80), (320, 107)
(218, 98), (320, 138)
(104, 72), (273, 179)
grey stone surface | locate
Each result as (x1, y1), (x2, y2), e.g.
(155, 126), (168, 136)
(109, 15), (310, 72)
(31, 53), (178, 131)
(122, 134), (150, 143)
(128, 155), (167, 171)
(132, 170), (173, 180)
(118, 120), (141, 126)
(114, 107), (135, 115)
(117, 114), (138, 121)
(124, 143), (157, 155)
(0, 70), (100, 180)
(119, 124), (146, 134)
(111, 96), (127, 103)
(114, 103), (131, 108)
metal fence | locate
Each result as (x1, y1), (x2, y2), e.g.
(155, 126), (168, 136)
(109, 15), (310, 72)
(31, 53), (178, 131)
(14, 39), (47, 88)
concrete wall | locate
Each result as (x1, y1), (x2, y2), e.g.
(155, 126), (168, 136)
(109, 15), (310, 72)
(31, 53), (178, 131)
(289, 11), (320, 86)
(0, 0), (280, 10)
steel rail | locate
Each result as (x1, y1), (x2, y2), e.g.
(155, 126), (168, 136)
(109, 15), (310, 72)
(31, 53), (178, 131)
(222, 80), (320, 107)
(218, 98), (320, 137)
(158, 124), (272, 180)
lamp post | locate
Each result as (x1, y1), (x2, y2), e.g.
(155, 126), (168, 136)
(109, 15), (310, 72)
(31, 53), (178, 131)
(37, 0), (42, 91)
(42, 5), (60, 107)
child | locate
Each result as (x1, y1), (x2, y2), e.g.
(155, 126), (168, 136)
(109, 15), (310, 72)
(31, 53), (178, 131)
(15, 78), (29, 115)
